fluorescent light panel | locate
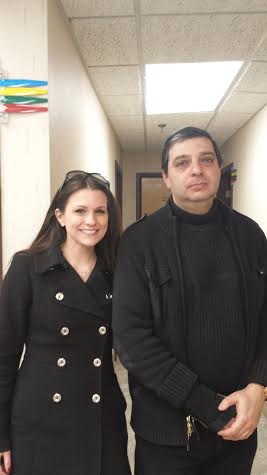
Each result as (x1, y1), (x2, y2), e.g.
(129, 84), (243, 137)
(145, 62), (243, 115)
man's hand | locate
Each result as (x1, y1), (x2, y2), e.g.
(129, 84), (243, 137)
(217, 383), (265, 441)
(0, 451), (11, 475)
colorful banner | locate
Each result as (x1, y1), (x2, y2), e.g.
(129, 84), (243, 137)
(0, 77), (48, 119)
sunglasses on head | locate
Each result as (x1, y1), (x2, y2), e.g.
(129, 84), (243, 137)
(59, 170), (110, 193)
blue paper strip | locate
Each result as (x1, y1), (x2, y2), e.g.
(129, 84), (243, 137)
(0, 79), (48, 87)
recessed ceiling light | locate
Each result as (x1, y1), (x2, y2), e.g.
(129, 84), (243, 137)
(145, 62), (243, 115)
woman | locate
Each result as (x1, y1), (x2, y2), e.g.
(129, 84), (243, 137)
(0, 171), (131, 475)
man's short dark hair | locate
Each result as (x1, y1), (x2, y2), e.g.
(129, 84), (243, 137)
(161, 126), (222, 174)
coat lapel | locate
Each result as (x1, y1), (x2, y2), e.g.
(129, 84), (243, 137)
(53, 269), (104, 318)
(34, 247), (112, 319)
(54, 263), (112, 319)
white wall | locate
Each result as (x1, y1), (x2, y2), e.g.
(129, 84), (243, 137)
(222, 105), (267, 235)
(0, 0), (50, 271)
(122, 151), (161, 228)
(0, 0), (122, 273)
(48, 0), (121, 195)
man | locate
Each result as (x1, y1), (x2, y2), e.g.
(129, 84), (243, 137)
(113, 127), (267, 475)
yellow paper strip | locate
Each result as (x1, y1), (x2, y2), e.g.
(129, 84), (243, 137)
(0, 87), (48, 96)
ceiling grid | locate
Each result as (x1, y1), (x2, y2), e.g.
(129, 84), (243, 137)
(61, 0), (267, 151)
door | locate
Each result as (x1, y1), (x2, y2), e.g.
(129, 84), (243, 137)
(136, 173), (171, 219)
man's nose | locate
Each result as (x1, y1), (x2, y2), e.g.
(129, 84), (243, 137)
(191, 160), (202, 175)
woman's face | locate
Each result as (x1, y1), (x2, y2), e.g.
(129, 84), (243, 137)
(55, 188), (108, 251)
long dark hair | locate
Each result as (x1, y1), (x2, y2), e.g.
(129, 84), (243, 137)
(26, 173), (121, 272)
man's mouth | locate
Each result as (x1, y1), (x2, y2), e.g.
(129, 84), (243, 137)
(189, 182), (207, 188)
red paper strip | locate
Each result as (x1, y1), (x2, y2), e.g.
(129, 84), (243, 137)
(0, 104), (48, 113)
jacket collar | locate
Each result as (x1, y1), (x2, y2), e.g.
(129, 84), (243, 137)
(33, 246), (67, 275)
(155, 197), (234, 234)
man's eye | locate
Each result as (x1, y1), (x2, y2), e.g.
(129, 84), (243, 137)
(202, 157), (214, 164)
(176, 160), (188, 168)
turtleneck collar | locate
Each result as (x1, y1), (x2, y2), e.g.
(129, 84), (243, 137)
(169, 195), (219, 225)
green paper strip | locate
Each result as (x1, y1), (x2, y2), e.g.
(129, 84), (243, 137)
(0, 95), (48, 105)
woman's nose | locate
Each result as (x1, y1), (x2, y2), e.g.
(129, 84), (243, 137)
(85, 212), (96, 224)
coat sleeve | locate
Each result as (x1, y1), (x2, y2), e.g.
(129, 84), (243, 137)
(112, 226), (235, 430)
(248, 226), (267, 386)
(0, 253), (32, 451)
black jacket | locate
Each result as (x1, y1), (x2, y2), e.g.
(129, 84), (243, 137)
(113, 200), (267, 446)
(0, 247), (130, 475)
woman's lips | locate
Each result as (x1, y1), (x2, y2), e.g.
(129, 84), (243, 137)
(80, 229), (98, 235)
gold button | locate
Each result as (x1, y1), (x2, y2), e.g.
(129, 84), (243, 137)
(53, 393), (62, 403)
(93, 358), (101, 367)
(61, 327), (69, 336)
(57, 358), (66, 367)
(55, 292), (64, 301)
(92, 394), (101, 403)
(99, 326), (106, 335)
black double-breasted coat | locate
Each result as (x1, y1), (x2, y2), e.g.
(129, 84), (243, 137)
(0, 247), (130, 475)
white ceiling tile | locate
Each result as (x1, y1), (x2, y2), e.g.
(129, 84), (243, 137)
(109, 115), (144, 131)
(220, 92), (267, 113)
(119, 130), (145, 140)
(119, 135), (146, 151)
(101, 95), (142, 115)
(142, 14), (267, 63)
(72, 18), (138, 65)
(146, 113), (213, 130)
(88, 66), (141, 95)
(61, 0), (134, 17)
(146, 127), (178, 150)
(140, 0), (267, 15)
(146, 136), (169, 152)
(115, 130), (145, 144)
(254, 36), (267, 60)
(209, 111), (252, 129)
(207, 125), (240, 146)
(236, 62), (267, 93)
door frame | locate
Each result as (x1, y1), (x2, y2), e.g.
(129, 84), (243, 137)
(115, 160), (122, 216)
(136, 172), (163, 220)
(218, 162), (234, 208)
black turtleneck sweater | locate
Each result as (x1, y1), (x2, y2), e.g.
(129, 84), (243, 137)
(170, 198), (245, 395)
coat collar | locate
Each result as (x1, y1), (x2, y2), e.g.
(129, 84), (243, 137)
(152, 197), (234, 235)
(33, 246), (68, 275)
(33, 246), (112, 320)
(33, 245), (110, 276)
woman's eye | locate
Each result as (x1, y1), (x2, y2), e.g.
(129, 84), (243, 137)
(75, 209), (85, 214)
(96, 209), (106, 215)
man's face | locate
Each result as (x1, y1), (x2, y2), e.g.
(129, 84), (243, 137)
(162, 136), (221, 213)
